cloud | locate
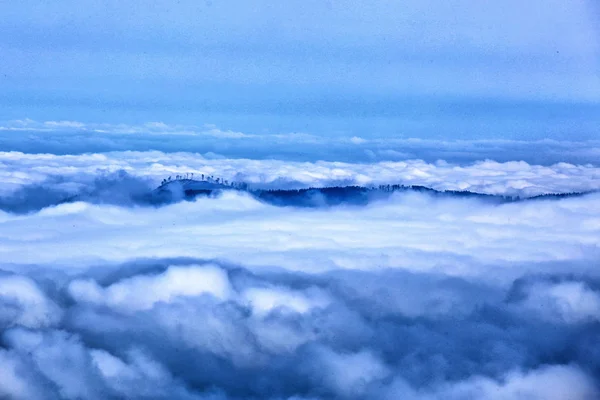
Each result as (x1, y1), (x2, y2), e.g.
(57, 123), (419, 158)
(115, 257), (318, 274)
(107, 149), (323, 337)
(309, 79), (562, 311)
(69, 264), (232, 312)
(0, 257), (598, 399)
(243, 286), (330, 316)
(0, 185), (599, 279)
(510, 278), (600, 324)
(0, 275), (62, 329)
(0, 349), (49, 400)
(306, 347), (391, 398)
(1, 150), (600, 208)
(380, 364), (598, 400)
(2, 119), (600, 165)
(43, 121), (86, 129)
(0, 150), (598, 398)
(349, 136), (368, 145)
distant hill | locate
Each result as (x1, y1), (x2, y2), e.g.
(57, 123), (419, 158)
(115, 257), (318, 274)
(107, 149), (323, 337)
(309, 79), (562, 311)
(152, 178), (595, 208)
(3, 176), (595, 215)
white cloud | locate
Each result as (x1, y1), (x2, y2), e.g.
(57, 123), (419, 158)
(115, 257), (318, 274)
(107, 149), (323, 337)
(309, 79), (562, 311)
(0, 350), (48, 400)
(0, 275), (62, 328)
(43, 121), (86, 129)
(3, 329), (106, 400)
(448, 364), (598, 400)
(0, 150), (598, 398)
(243, 286), (330, 316)
(2, 119), (600, 165)
(0, 188), (599, 282)
(69, 265), (232, 312)
(349, 136), (367, 145)
(310, 348), (390, 398)
(89, 348), (200, 399)
(382, 364), (598, 400)
(518, 281), (600, 323)
(1, 150), (600, 198)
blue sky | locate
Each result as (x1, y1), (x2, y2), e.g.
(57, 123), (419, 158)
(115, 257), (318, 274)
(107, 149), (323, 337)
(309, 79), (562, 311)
(1, 0), (599, 143)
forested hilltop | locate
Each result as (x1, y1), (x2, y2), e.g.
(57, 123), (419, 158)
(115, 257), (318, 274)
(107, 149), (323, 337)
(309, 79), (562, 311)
(154, 176), (592, 208)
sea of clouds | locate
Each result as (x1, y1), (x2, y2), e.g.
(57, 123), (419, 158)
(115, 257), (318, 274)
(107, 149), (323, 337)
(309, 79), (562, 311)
(0, 150), (599, 399)
(1, 150), (600, 203)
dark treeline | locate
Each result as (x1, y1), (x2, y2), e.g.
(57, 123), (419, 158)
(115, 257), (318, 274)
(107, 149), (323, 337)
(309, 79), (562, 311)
(156, 178), (593, 208)
(159, 173), (248, 190)
(249, 185), (499, 207)
(1, 175), (592, 214)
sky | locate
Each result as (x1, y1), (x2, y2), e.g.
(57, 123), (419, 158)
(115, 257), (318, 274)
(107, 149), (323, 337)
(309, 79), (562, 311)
(1, 0), (599, 146)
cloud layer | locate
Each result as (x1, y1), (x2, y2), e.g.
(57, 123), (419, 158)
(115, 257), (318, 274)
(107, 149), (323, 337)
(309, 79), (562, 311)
(0, 151), (599, 398)
(2, 119), (600, 165)
(0, 257), (599, 399)
(1, 150), (600, 208)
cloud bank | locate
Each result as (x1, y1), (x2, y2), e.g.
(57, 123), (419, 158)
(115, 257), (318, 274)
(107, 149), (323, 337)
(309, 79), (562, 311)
(2, 119), (600, 165)
(0, 257), (598, 399)
(0, 151), (598, 398)
(1, 150), (600, 209)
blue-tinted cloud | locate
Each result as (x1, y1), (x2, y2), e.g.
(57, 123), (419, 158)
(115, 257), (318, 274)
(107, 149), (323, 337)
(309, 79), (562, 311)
(0, 258), (599, 399)
(2, 150), (600, 209)
(2, 119), (600, 164)
(1, 149), (599, 398)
